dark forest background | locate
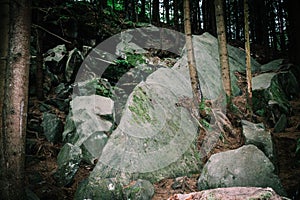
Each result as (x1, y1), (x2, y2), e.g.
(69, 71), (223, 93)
(31, 0), (300, 66)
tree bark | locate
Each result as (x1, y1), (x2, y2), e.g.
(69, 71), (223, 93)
(183, 0), (203, 119)
(152, 0), (160, 24)
(140, 0), (146, 22)
(174, 0), (179, 30)
(0, 0), (31, 199)
(164, 0), (170, 24)
(202, 0), (217, 36)
(287, 0), (300, 66)
(0, 1), (10, 193)
(244, 0), (252, 111)
(214, 0), (232, 100)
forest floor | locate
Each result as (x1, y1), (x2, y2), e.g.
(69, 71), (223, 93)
(25, 95), (300, 200)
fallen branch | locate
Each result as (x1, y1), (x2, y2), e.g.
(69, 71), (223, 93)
(32, 24), (72, 44)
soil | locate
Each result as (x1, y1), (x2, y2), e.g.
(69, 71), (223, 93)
(25, 96), (300, 200)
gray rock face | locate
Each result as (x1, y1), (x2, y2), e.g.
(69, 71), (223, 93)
(241, 120), (275, 163)
(88, 31), (264, 184)
(91, 68), (200, 183)
(252, 61), (300, 121)
(124, 179), (155, 200)
(173, 32), (261, 98)
(197, 145), (286, 196)
(168, 187), (285, 200)
(61, 95), (113, 164)
(54, 143), (82, 186)
(81, 131), (108, 164)
(74, 178), (154, 200)
(74, 178), (124, 200)
(41, 112), (63, 143)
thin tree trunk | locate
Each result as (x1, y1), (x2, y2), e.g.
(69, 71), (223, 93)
(0, 0), (10, 194)
(183, 0), (203, 119)
(152, 0), (160, 24)
(164, 0), (170, 24)
(287, 0), (300, 66)
(140, 0), (146, 21)
(244, 0), (252, 111)
(0, 0), (31, 199)
(214, 0), (232, 101)
(174, 0), (179, 30)
(277, 0), (286, 51)
(36, 10), (44, 100)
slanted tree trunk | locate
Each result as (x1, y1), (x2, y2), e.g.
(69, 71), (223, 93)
(183, 0), (203, 119)
(244, 0), (252, 112)
(214, 0), (232, 103)
(0, 0), (31, 199)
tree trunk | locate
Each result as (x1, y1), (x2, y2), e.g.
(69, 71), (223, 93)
(0, 1), (10, 194)
(152, 0), (160, 24)
(36, 10), (44, 100)
(164, 0), (170, 24)
(183, 0), (203, 118)
(253, 0), (268, 46)
(202, 0), (217, 36)
(140, 0), (146, 22)
(277, 0), (286, 51)
(214, 0), (232, 101)
(0, 0), (31, 199)
(287, 0), (300, 66)
(244, 0), (252, 111)
(234, 0), (242, 40)
(174, 0), (179, 30)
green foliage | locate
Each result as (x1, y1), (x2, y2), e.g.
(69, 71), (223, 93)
(126, 53), (146, 66)
(200, 118), (210, 129)
(107, 0), (123, 11)
(83, 78), (113, 97)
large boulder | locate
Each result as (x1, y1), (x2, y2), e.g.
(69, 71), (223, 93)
(252, 59), (300, 125)
(173, 32), (261, 98)
(61, 95), (113, 164)
(54, 143), (82, 186)
(197, 145), (286, 196)
(90, 68), (201, 183)
(74, 178), (154, 200)
(41, 112), (63, 143)
(241, 120), (275, 163)
(168, 187), (285, 200)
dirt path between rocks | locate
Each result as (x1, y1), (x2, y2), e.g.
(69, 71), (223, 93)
(272, 99), (300, 199)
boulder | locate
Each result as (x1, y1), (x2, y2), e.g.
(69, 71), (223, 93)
(197, 145), (286, 196)
(252, 60), (300, 123)
(81, 131), (108, 164)
(241, 120), (275, 162)
(41, 112), (63, 143)
(74, 178), (154, 200)
(273, 114), (288, 133)
(252, 72), (291, 118)
(74, 178), (124, 200)
(173, 32), (261, 98)
(124, 179), (155, 200)
(54, 143), (82, 186)
(168, 187), (286, 200)
(90, 67), (200, 183)
(62, 95), (113, 162)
